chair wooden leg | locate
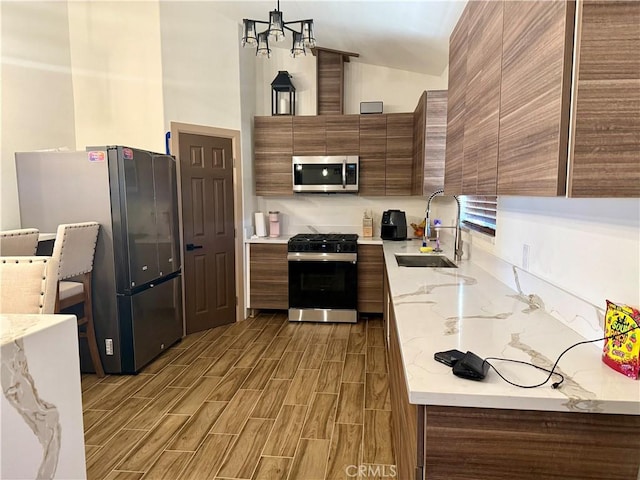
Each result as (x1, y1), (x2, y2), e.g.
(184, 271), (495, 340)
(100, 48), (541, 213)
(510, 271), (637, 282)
(83, 273), (105, 378)
(54, 282), (60, 313)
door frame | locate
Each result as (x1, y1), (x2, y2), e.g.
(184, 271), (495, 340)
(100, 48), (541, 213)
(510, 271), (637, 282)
(170, 121), (246, 330)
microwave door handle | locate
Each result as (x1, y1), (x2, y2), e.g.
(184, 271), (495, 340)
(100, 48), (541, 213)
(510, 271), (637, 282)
(342, 160), (346, 189)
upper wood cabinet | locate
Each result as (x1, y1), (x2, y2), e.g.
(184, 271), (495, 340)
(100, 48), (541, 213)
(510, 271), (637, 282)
(498, 0), (574, 196)
(569, 0), (640, 197)
(413, 90), (448, 196)
(464, 0), (503, 196)
(359, 115), (387, 195)
(443, 4), (469, 195)
(254, 116), (293, 196)
(445, 0), (639, 197)
(386, 113), (414, 196)
(326, 115), (360, 155)
(254, 91), (448, 197)
(293, 116), (326, 155)
(445, 1), (503, 196)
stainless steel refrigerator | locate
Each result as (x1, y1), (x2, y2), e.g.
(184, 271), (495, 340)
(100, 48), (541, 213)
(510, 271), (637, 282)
(16, 146), (183, 374)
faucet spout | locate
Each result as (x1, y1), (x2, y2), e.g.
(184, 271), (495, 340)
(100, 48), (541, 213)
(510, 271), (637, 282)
(424, 189), (463, 261)
(425, 189), (444, 240)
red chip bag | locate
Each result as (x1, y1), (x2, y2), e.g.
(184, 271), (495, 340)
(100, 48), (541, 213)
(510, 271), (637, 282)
(602, 300), (640, 379)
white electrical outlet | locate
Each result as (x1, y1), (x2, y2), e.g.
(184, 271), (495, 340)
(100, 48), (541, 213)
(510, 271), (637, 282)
(105, 338), (114, 355)
(522, 244), (531, 271)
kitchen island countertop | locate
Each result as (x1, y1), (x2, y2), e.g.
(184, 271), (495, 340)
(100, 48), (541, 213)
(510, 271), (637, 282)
(383, 240), (640, 415)
(1, 314), (86, 479)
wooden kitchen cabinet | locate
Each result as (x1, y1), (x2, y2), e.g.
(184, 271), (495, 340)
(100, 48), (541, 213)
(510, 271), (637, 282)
(249, 243), (288, 310)
(568, 0), (640, 197)
(254, 116), (293, 196)
(385, 273), (421, 480)
(326, 114), (360, 155)
(293, 116), (326, 155)
(250, 242), (382, 313)
(443, 3), (469, 195)
(255, 94), (450, 197)
(413, 90), (448, 196)
(385, 113), (414, 196)
(357, 244), (383, 313)
(463, 0), (503, 196)
(497, 0), (574, 196)
(445, 0), (503, 196)
(359, 115), (387, 195)
(446, 0), (639, 198)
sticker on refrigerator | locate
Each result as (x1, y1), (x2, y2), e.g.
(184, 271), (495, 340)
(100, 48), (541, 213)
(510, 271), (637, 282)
(87, 151), (105, 162)
(123, 148), (134, 160)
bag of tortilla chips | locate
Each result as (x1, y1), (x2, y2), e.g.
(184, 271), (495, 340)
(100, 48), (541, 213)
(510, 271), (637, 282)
(602, 300), (640, 379)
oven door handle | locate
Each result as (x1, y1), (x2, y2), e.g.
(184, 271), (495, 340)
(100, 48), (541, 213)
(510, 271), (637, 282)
(342, 159), (346, 189)
(288, 252), (357, 262)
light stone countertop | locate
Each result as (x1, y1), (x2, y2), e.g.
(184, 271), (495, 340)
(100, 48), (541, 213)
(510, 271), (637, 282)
(383, 240), (640, 415)
(245, 235), (383, 245)
(1, 313), (86, 479)
(1, 313), (76, 345)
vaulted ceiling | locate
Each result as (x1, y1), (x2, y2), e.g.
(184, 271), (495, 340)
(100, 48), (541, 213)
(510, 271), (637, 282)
(212, 1), (467, 76)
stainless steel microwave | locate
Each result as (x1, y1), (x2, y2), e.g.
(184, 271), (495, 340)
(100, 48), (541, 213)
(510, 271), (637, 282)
(292, 156), (359, 193)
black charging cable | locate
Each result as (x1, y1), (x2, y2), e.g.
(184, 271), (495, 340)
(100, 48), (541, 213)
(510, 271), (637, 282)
(482, 325), (639, 389)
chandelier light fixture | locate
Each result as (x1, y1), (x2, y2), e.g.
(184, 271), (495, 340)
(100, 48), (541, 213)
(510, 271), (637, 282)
(241, 0), (316, 58)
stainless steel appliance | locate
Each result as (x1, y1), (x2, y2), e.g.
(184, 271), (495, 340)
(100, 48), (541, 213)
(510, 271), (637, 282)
(381, 209), (407, 240)
(288, 233), (358, 323)
(292, 156), (359, 193)
(16, 146), (182, 374)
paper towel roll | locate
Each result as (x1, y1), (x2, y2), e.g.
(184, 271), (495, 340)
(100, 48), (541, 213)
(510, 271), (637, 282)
(255, 212), (267, 237)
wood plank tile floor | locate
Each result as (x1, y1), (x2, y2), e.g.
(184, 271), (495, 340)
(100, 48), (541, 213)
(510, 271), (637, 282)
(81, 312), (396, 480)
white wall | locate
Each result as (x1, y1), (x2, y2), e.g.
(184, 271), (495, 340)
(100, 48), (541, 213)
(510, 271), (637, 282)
(463, 197), (640, 309)
(253, 46), (317, 117)
(160, 2), (242, 132)
(344, 61), (448, 114)
(67, 1), (165, 153)
(254, 48), (447, 116)
(238, 28), (258, 237)
(1, 2), (76, 228)
(2, 1), (166, 229)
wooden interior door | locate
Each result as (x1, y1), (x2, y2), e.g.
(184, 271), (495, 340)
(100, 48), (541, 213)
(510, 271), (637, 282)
(180, 133), (236, 334)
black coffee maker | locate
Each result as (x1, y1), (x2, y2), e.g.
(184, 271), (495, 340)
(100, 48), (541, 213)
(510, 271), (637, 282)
(381, 210), (407, 240)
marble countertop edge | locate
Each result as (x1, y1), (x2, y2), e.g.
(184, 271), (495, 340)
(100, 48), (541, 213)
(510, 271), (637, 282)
(408, 390), (640, 415)
(1, 314), (77, 345)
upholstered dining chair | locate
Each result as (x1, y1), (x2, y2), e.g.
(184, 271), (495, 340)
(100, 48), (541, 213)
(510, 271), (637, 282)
(52, 221), (104, 377)
(0, 256), (58, 314)
(0, 228), (39, 256)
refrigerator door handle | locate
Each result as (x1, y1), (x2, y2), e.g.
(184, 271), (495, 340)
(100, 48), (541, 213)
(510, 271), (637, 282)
(186, 243), (203, 251)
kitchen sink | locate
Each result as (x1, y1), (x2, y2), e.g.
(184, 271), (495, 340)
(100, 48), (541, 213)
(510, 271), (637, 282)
(395, 254), (458, 268)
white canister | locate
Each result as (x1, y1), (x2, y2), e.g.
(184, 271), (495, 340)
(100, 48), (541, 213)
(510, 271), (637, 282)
(255, 212), (267, 237)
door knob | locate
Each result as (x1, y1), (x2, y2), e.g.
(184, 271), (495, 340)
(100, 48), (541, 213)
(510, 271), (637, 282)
(186, 243), (203, 251)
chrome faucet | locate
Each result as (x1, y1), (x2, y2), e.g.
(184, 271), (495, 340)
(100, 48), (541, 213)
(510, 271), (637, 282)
(424, 189), (463, 261)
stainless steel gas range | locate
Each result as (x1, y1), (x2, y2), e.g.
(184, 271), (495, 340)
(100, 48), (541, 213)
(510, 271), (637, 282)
(287, 233), (358, 323)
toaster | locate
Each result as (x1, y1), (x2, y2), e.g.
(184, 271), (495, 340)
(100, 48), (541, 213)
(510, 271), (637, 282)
(381, 210), (407, 241)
